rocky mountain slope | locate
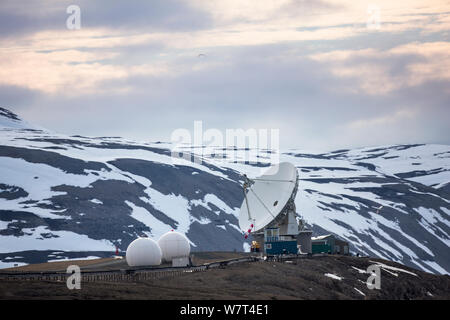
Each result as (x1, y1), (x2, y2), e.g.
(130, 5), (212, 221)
(0, 107), (449, 274)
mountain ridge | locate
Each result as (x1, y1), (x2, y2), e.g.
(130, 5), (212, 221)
(0, 107), (449, 275)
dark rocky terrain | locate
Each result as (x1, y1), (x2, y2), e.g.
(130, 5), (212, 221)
(0, 254), (448, 300)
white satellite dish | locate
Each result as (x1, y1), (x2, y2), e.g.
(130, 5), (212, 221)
(238, 162), (299, 234)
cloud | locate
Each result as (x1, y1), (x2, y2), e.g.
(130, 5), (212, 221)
(0, 85), (40, 109)
(78, 0), (213, 32)
(347, 108), (418, 130)
(11, 41), (449, 150)
(310, 41), (450, 95)
(0, 46), (171, 94)
(0, 1), (62, 38)
(7, 25), (448, 96)
(0, 0), (212, 38)
(1, 0), (449, 150)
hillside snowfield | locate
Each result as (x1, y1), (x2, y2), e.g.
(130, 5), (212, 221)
(0, 107), (449, 274)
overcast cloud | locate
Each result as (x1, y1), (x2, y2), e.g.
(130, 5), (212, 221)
(1, 0), (449, 150)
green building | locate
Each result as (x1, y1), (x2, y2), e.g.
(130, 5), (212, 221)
(311, 234), (349, 255)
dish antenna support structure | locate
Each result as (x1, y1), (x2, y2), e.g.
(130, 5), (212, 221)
(239, 162), (308, 255)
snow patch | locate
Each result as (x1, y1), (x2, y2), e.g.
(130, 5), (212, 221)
(0, 226), (115, 253)
(354, 287), (366, 296)
(324, 273), (343, 280)
(369, 260), (418, 277)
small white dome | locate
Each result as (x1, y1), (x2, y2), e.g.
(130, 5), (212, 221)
(158, 231), (190, 262)
(126, 237), (162, 267)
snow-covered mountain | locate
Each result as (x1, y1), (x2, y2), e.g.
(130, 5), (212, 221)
(0, 107), (449, 274)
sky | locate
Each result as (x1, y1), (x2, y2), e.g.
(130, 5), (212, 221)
(1, 0), (449, 151)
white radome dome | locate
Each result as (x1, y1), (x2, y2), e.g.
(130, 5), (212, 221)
(126, 237), (162, 267)
(158, 231), (190, 262)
